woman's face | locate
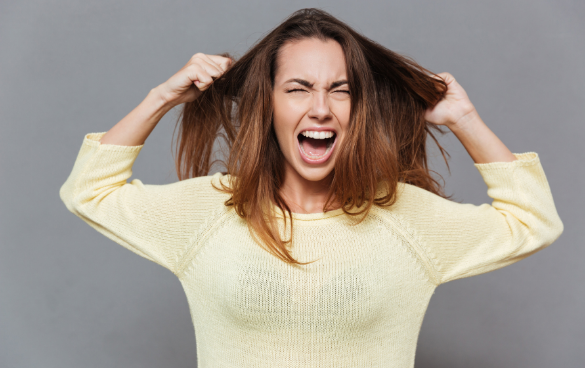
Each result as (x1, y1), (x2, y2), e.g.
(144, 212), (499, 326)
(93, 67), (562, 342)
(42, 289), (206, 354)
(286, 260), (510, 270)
(272, 37), (351, 183)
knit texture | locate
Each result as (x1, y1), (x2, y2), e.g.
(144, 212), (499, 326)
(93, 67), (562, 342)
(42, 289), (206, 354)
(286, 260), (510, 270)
(60, 132), (564, 368)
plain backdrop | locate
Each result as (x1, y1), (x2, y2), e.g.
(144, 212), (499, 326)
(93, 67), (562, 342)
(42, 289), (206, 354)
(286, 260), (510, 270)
(1, 1), (583, 367)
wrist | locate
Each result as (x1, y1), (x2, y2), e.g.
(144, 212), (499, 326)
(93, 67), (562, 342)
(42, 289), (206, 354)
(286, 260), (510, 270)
(447, 108), (482, 133)
(148, 85), (176, 112)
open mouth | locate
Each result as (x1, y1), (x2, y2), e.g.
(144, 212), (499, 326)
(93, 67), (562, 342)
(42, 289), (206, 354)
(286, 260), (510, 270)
(297, 131), (337, 164)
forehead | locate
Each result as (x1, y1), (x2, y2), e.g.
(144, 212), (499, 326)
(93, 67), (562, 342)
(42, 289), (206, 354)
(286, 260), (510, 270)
(274, 38), (347, 85)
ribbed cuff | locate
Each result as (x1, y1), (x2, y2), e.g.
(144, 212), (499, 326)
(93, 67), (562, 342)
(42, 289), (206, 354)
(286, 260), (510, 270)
(83, 132), (144, 153)
(473, 152), (549, 196)
(473, 152), (539, 171)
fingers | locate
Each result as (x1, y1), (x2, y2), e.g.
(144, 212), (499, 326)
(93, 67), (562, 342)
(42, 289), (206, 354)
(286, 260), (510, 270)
(188, 54), (221, 88)
(433, 72), (455, 83)
(207, 54), (233, 72)
(187, 53), (232, 91)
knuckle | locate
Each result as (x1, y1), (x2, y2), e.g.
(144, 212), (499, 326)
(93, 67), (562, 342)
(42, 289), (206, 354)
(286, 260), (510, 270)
(190, 53), (204, 62)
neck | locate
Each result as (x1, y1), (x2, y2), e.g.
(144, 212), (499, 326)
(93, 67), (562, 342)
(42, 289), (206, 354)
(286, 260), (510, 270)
(278, 163), (341, 214)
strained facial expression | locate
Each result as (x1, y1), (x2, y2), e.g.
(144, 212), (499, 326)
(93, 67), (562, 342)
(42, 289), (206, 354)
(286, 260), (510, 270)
(272, 37), (351, 182)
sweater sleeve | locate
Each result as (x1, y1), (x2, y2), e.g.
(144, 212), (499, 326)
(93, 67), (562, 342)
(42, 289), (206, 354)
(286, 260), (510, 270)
(390, 152), (564, 285)
(59, 132), (227, 276)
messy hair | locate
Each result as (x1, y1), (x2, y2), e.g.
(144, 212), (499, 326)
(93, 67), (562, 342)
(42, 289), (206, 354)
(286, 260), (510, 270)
(173, 8), (450, 265)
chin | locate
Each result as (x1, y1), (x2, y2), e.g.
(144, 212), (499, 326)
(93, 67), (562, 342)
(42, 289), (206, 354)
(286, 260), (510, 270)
(294, 163), (335, 182)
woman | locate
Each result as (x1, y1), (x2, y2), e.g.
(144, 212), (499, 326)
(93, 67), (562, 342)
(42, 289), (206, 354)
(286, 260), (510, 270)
(60, 8), (563, 368)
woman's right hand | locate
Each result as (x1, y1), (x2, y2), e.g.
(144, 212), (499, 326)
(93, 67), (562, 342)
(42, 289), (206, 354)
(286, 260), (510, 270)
(156, 53), (233, 107)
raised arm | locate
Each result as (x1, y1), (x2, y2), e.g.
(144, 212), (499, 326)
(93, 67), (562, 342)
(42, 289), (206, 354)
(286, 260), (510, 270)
(59, 53), (234, 275)
(388, 72), (565, 285)
(424, 72), (517, 164)
(99, 53), (232, 146)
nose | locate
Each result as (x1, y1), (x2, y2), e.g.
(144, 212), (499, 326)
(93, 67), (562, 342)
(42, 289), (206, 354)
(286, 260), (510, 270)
(307, 91), (332, 121)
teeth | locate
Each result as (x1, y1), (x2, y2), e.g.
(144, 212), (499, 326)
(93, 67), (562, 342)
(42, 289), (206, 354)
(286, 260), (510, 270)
(300, 131), (335, 139)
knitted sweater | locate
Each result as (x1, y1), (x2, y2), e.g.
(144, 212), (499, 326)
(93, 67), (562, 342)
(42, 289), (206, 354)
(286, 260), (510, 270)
(59, 132), (563, 368)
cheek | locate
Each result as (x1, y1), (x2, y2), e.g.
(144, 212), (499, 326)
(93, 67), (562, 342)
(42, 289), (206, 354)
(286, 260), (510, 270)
(333, 104), (351, 137)
(272, 117), (295, 159)
(273, 101), (302, 152)
(272, 122), (288, 152)
(272, 101), (285, 145)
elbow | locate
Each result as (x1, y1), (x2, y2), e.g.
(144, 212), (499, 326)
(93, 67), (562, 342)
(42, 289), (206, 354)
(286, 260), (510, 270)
(508, 210), (564, 256)
(546, 213), (564, 245)
(59, 180), (91, 215)
(59, 181), (76, 213)
(531, 213), (564, 251)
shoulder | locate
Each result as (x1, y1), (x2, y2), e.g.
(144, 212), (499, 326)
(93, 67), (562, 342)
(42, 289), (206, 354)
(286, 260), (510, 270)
(182, 171), (230, 188)
(178, 171), (233, 201)
(372, 181), (474, 228)
(147, 172), (233, 217)
(375, 181), (455, 214)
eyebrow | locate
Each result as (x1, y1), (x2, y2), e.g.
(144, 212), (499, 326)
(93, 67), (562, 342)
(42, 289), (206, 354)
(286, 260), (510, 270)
(283, 78), (348, 89)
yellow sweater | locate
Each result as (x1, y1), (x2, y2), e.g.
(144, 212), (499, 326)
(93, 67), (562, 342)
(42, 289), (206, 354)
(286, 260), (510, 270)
(60, 132), (563, 368)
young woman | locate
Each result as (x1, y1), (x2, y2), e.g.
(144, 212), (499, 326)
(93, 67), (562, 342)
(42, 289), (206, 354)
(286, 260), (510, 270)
(60, 8), (563, 368)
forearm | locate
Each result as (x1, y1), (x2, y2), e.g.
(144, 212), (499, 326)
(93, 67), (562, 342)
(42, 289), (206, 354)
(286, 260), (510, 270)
(99, 86), (175, 146)
(447, 110), (517, 164)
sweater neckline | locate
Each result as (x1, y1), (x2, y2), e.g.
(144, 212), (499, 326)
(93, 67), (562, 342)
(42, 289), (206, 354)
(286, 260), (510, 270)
(274, 205), (347, 221)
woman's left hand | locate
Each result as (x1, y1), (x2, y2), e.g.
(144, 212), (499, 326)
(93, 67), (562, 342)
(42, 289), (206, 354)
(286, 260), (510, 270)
(424, 72), (477, 128)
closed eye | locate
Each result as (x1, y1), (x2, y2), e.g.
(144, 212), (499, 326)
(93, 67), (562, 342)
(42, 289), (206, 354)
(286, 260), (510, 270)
(286, 89), (350, 94)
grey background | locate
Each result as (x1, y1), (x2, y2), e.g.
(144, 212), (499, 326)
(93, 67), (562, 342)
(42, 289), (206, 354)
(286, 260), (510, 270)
(1, 0), (583, 367)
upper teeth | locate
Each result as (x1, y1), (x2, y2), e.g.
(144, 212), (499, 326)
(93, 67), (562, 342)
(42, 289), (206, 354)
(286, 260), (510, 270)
(301, 131), (335, 139)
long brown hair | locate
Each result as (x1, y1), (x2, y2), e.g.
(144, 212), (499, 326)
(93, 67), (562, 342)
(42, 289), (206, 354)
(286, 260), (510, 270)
(173, 8), (451, 265)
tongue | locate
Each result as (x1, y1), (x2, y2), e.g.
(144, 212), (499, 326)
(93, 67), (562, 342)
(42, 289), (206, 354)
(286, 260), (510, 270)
(302, 137), (328, 156)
